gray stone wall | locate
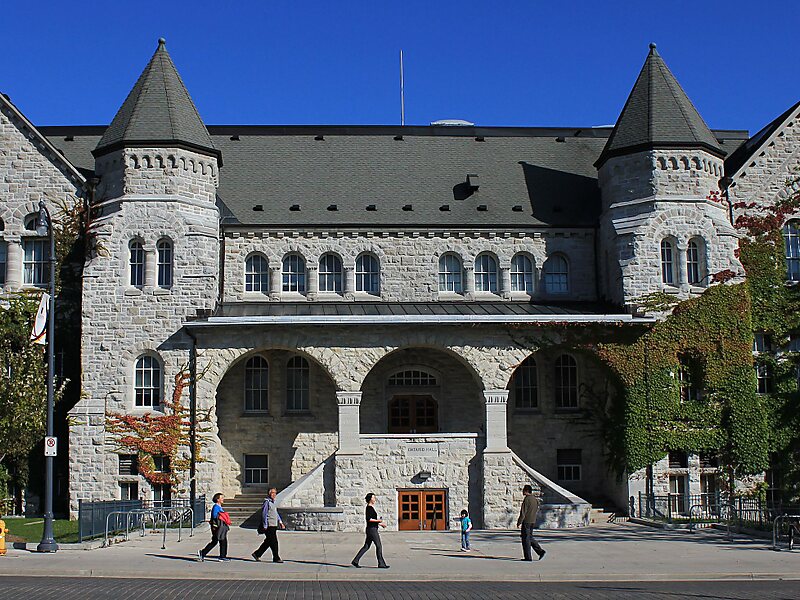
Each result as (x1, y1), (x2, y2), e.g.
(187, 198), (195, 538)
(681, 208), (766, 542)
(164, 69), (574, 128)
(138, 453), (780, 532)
(222, 228), (597, 303)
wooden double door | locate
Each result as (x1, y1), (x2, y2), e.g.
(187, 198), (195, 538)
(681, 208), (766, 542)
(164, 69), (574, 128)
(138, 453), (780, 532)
(398, 489), (447, 531)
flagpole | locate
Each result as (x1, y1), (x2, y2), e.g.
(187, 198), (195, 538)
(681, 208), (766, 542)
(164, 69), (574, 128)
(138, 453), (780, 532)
(400, 50), (405, 127)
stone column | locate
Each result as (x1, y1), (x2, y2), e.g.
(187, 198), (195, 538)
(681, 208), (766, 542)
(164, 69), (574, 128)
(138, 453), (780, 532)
(269, 266), (282, 300)
(676, 242), (688, 292)
(307, 265), (318, 301)
(483, 389), (510, 452)
(337, 391), (362, 455)
(500, 266), (512, 299)
(464, 265), (475, 300)
(343, 265), (355, 300)
(144, 244), (157, 288)
(5, 239), (23, 290)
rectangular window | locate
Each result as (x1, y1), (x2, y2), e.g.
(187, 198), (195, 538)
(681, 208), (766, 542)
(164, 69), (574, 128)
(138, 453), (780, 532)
(786, 333), (800, 353)
(669, 474), (688, 515)
(120, 481), (139, 501)
(118, 454), (138, 476)
(556, 449), (582, 481)
(0, 241), (7, 286)
(753, 332), (773, 353)
(668, 451), (688, 469)
(157, 242), (173, 288)
(23, 239), (49, 287)
(244, 454), (269, 485)
(152, 483), (171, 507)
(153, 456), (170, 473)
(756, 363), (773, 394)
(698, 452), (718, 468)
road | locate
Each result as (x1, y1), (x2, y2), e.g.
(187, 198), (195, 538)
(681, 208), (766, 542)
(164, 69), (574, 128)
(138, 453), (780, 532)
(3, 576), (800, 599)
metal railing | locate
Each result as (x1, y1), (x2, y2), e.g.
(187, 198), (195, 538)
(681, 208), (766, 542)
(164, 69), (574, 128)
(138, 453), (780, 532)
(772, 514), (800, 551)
(103, 506), (195, 549)
(79, 496), (205, 542)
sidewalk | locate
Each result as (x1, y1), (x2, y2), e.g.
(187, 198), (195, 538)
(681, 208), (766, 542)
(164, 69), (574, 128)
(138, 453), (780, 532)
(1, 522), (798, 582)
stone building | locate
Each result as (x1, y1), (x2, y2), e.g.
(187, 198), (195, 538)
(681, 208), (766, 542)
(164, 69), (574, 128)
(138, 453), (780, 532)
(1, 40), (798, 529)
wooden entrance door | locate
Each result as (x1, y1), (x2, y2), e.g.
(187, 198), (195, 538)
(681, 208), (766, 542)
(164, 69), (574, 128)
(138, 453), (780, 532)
(398, 490), (448, 531)
(388, 395), (438, 433)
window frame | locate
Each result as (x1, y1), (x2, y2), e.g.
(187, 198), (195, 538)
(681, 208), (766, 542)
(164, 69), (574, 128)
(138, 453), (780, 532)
(23, 238), (49, 288)
(119, 481), (139, 501)
(556, 448), (582, 482)
(0, 240), (7, 286)
(244, 355), (269, 413)
(286, 355), (310, 412)
(686, 238), (703, 285)
(129, 240), (145, 288)
(245, 253), (270, 294)
(554, 354), (579, 410)
(755, 362), (774, 395)
(134, 354), (163, 409)
(318, 253), (343, 294)
(156, 239), (173, 288)
(660, 238), (676, 285)
(543, 254), (569, 295)
(244, 454), (269, 486)
(438, 253), (464, 294)
(511, 253), (534, 294)
(355, 253), (380, 295)
(282, 253), (306, 293)
(512, 356), (538, 411)
(784, 220), (800, 282)
(474, 253), (499, 294)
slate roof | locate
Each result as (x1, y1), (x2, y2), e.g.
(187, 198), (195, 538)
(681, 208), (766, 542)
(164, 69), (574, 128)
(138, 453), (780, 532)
(93, 39), (219, 162)
(41, 124), (748, 228)
(725, 100), (800, 178)
(595, 44), (723, 168)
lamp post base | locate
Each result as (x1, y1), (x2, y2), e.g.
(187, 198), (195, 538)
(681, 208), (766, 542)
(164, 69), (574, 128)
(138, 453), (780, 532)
(36, 540), (58, 553)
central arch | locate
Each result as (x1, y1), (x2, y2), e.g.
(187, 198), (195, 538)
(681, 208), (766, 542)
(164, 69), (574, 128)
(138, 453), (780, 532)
(360, 347), (484, 434)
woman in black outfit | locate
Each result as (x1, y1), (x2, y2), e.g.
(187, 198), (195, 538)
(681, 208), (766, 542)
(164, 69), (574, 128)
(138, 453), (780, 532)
(351, 492), (389, 568)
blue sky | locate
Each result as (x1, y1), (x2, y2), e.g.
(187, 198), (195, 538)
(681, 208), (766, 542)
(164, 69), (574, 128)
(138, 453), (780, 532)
(2, 1), (797, 134)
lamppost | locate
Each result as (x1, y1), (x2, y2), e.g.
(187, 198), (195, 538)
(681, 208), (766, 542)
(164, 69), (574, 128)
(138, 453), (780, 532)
(36, 200), (58, 553)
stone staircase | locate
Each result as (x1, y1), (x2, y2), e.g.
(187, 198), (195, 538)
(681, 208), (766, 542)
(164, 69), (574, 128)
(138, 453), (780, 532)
(224, 492), (265, 527)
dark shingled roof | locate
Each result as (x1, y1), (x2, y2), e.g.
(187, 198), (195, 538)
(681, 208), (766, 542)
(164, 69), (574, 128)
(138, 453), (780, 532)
(93, 39), (219, 162)
(725, 100), (800, 177)
(595, 44), (723, 167)
(41, 124), (748, 228)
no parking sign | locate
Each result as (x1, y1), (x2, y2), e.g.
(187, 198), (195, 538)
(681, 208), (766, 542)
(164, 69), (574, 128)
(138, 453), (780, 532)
(44, 436), (57, 457)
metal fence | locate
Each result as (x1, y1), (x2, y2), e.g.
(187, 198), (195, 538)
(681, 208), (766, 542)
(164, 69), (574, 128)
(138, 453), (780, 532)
(78, 496), (206, 542)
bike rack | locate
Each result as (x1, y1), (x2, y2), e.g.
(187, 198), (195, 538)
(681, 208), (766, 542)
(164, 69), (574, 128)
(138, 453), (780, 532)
(105, 506), (195, 548)
(772, 514), (800, 551)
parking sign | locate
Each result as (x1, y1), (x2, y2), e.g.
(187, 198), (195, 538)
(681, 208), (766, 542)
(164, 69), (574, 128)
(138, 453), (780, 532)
(44, 436), (57, 457)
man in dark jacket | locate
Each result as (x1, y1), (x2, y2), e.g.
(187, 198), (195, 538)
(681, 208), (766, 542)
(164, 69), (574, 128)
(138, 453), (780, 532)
(517, 484), (545, 561)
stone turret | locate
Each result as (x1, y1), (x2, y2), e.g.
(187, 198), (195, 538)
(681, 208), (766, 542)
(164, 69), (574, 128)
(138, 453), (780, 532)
(69, 39), (221, 513)
(597, 44), (740, 309)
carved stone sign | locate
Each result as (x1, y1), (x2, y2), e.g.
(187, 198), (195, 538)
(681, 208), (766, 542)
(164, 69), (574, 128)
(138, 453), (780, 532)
(405, 442), (439, 459)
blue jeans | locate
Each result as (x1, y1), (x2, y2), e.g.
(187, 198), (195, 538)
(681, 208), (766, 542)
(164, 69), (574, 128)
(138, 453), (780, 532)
(461, 530), (470, 549)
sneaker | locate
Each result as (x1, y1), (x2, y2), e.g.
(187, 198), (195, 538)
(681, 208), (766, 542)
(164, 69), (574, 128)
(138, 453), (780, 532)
(197, 550), (204, 562)
(273, 559), (284, 563)
(538, 549), (546, 561)
(378, 564), (390, 569)
(219, 558), (231, 562)
(460, 547), (467, 552)
(251, 553), (260, 562)
(351, 561), (360, 568)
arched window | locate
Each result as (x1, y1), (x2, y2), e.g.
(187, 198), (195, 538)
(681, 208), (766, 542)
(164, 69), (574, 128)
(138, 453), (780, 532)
(660, 239), (676, 285)
(543, 255), (569, 294)
(319, 253), (343, 293)
(388, 370), (437, 386)
(438, 253), (463, 293)
(134, 355), (162, 408)
(286, 356), (309, 412)
(129, 241), (145, 287)
(23, 213), (39, 231)
(511, 254), (534, 294)
(244, 356), (269, 412)
(356, 253), (380, 295)
(245, 254), (269, 293)
(512, 356), (538, 410)
(157, 239), (173, 288)
(282, 254), (306, 293)
(554, 354), (578, 409)
(474, 253), (498, 293)
(784, 220), (800, 282)
(687, 238), (704, 285)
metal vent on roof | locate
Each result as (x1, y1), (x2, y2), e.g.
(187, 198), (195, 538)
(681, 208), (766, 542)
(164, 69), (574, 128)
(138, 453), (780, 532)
(467, 174), (480, 189)
(394, 135), (404, 141)
(474, 136), (485, 142)
(556, 136), (565, 142)
(440, 204), (450, 211)
(328, 204), (338, 211)
(252, 204), (264, 212)
(64, 135), (74, 142)
(230, 135), (240, 141)
(512, 205), (523, 212)
(366, 204), (377, 211)
(477, 205), (487, 212)
(315, 134), (324, 141)
(402, 204), (413, 211)
(290, 204), (301, 211)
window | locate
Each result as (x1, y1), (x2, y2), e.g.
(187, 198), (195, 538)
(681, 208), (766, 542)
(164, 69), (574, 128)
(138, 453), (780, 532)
(388, 370), (437, 386)
(669, 451), (688, 469)
(282, 254), (306, 293)
(756, 363), (773, 394)
(784, 220), (800, 282)
(244, 356), (269, 412)
(286, 356), (309, 412)
(23, 239), (48, 287)
(244, 454), (269, 485)
(0, 241), (6, 286)
(554, 354), (578, 409)
(152, 483), (171, 507)
(512, 357), (538, 410)
(511, 254), (534, 294)
(319, 253), (343, 293)
(388, 395), (438, 433)
(543, 255), (568, 294)
(677, 354), (703, 402)
(119, 482), (138, 501)
(438, 254), (463, 293)
(356, 253), (380, 295)
(23, 214), (39, 231)
(156, 240), (173, 288)
(245, 254), (269, 293)
(129, 241), (145, 287)
(753, 332), (773, 353)
(556, 449), (582, 481)
(134, 355), (162, 408)
(152, 456), (170, 473)
(669, 475), (688, 515)
(474, 253), (498, 293)
(687, 239), (702, 285)
(118, 454), (138, 476)
(699, 452), (719, 468)
(786, 333), (800, 353)
(660, 239), (676, 285)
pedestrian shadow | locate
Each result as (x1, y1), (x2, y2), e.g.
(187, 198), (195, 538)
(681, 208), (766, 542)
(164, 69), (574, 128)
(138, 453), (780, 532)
(428, 552), (521, 561)
(144, 553), (247, 563)
(285, 559), (350, 569)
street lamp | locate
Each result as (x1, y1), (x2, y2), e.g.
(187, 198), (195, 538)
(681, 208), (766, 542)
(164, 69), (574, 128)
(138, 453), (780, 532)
(35, 200), (57, 553)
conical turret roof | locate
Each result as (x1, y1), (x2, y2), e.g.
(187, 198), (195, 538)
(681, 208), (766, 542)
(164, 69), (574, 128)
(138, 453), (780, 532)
(94, 39), (220, 162)
(595, 44), (722, 168)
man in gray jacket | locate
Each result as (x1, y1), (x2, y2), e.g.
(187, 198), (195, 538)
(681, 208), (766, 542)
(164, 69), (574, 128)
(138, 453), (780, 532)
(252, 487), (286, 563)
(517, 484), (546, 561)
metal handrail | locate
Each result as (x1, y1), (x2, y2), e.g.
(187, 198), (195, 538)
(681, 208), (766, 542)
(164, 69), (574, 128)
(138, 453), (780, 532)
(772, 514), (800, 551)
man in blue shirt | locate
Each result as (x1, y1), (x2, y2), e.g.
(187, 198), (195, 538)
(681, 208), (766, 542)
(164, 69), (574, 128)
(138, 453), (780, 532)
(251, 487), (285, 563)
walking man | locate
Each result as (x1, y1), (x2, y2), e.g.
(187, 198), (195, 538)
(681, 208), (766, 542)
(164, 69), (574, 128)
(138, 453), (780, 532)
(252, 487), (285, 563)
(517, 484), (545, 561)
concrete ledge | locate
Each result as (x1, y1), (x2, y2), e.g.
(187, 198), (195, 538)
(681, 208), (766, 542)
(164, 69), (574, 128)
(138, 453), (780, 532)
(280, 507), (345, 532)
(538, 503), (592, 529)
(12, 538), (109, 551)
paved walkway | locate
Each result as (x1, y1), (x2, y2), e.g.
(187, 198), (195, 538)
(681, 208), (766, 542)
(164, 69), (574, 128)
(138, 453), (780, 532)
(2, 522), (799, 582)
